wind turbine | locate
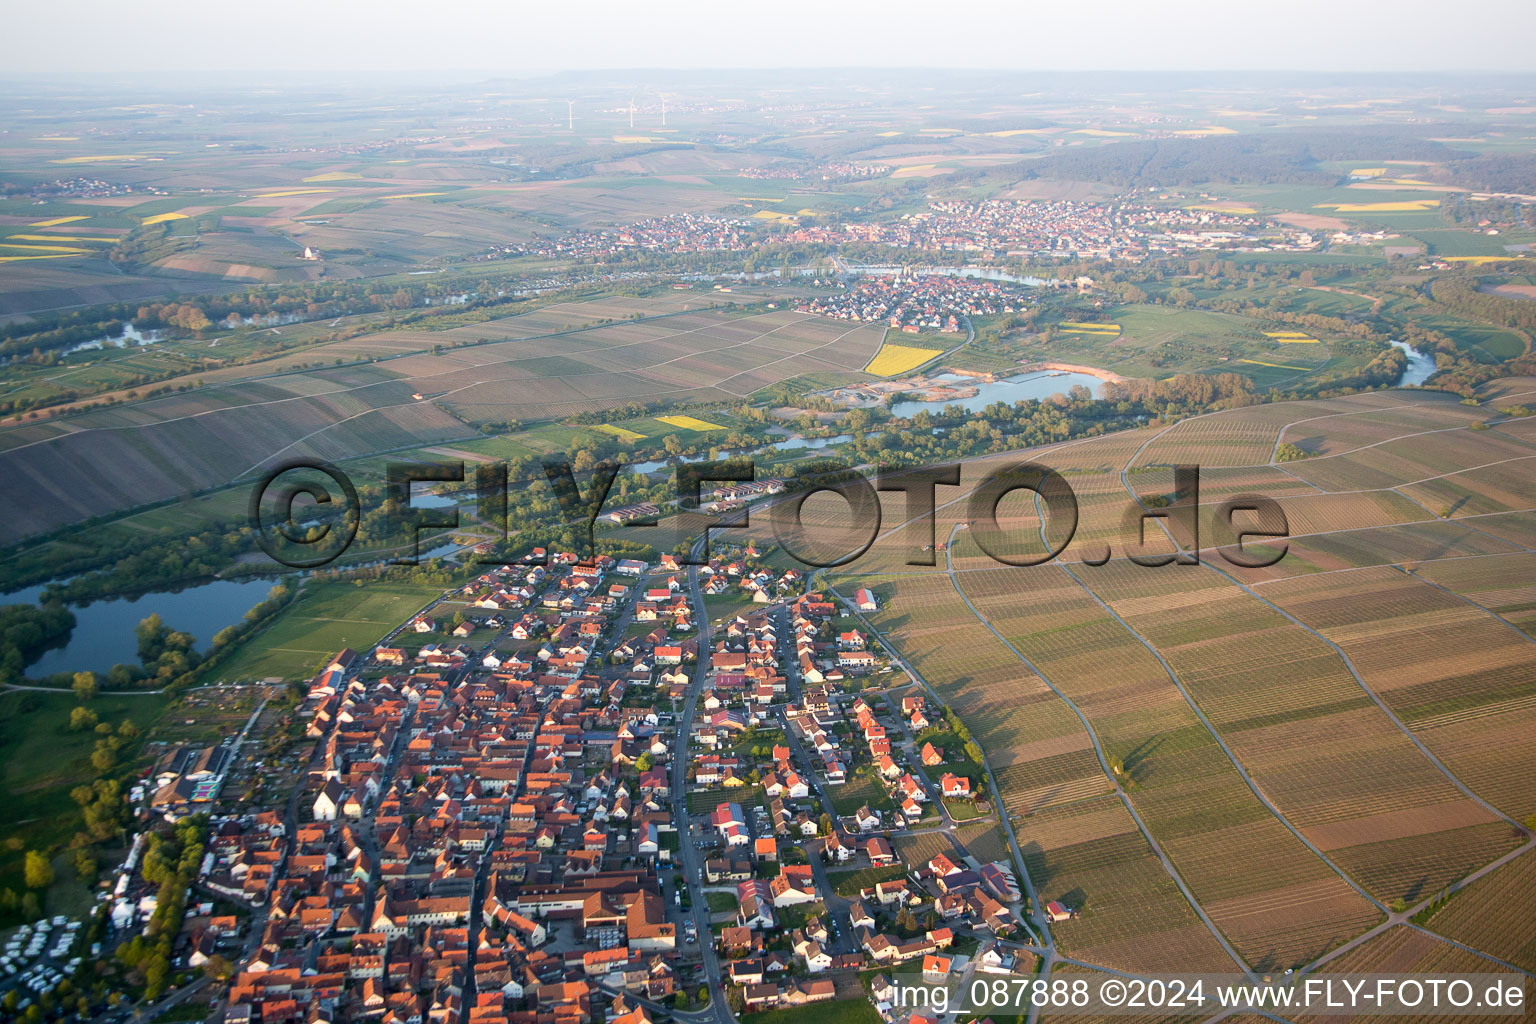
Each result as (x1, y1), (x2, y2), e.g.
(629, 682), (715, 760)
(661, 96), (667, 127)
(567, 100), (574, 131)
(628, 95), (635, 130)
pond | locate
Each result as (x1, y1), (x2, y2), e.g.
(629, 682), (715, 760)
(63, 321), (165, 355)
(5, 577), (279, 678)
(891, 370), (1104, 416)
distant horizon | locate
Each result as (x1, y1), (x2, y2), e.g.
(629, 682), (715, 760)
(5, 68), (1536, 79)
(6, 0), (1536, 77)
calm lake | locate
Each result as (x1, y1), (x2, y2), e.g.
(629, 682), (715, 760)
(5, 578), (278, 678)
(891, 370), (1104, 416)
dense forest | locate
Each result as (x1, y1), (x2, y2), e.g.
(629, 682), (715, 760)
(0, 602), (75, 683)
(1430, 276), (1536, 332)
(1017, 130), (1460, 188)
(1010, 127), (1536, 193)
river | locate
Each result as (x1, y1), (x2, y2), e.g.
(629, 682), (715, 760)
(1390, 340), (1438, 387)
(839, 265), (1060, 286)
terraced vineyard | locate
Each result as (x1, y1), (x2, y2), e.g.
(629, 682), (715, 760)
(0, 300), (883, 543)
(821, 377), (1536, 980)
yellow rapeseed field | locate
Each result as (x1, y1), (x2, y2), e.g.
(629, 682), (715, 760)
(866, 343), (942, 376)
(1189, 203), (1258, 214)
(302, 171), (362, 182)
(8, 234), (117, 243)
(1263, 331), (1321, 343)
(0, 242), (88, 253)
(1239, 358), (1312, 371)
(656, 415), (726, 432)
(51, 154), (152, 164)
(1444, 255), (1531, 265)
(29, 216), (88, 227)
(1321, 200), (1439, 212)
(1059, 322), (1120, 337)
(593, 424), (647, 441)
(254, 189), (336, 198)
(140, 212), (188, 226)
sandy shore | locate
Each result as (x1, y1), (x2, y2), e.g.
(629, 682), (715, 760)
(1019, 361), (1129, 384)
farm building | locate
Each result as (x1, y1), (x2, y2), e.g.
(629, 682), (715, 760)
(1044, 900), (1075, 923)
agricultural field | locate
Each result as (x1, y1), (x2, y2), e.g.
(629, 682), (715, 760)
(655, 414), (728, 432)
(810, 380), (1536, 980)
(687, 785), (766, 815)
(1418, 853), (1536, 972)
(865, 340), (942, 377)
(849, 575), (1241, 975)
(0, 303), (883, 544)
(1257, 566), (1536, 822)
(959, 562), (1384, 970)
(1039, 961), (1206, 1024)
(1296, 926), (1523, 1024)
(6, 72), (1536, 1017)
(1016, 795), (1241, 974)
(1035, 304), (1317, 382)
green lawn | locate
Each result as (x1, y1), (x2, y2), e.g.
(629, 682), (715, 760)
(830, 773), (892, 815)
(687, 784), (764, 815)
(705, 890), (739, 914)
(828, 864), (907, 897)
(1038, 302), (1285, 383)
(207, 579), (445, 681)
(705, 590), (762, 623)
(944, 796), (990, 822)
(1378, 297), (1528, 362)
(0, 688), (169, 911)
(741, 998), (881, 1024)
(773, 901), (827, 932)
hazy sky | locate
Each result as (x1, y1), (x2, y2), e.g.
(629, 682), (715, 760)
(8, 0), (1536, 75)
